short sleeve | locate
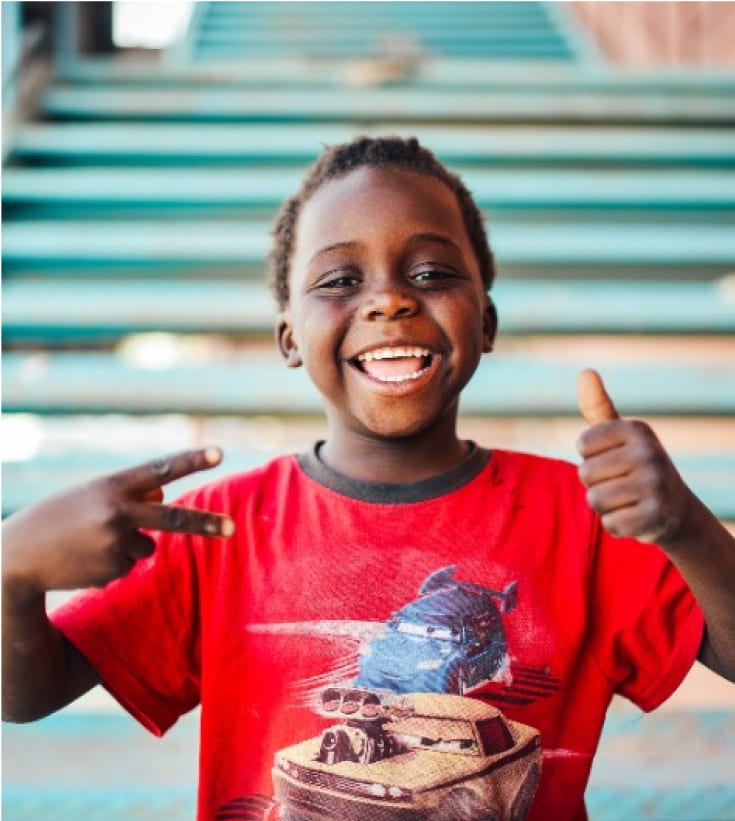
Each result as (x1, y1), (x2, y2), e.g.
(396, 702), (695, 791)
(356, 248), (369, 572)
(587, 516), (705, 712)
(51, 527), (202, 736)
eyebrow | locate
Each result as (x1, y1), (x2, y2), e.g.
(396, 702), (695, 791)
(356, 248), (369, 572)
(308, 240), (360, 266)
(308, 232), (462, 266)
(408, 232), (463, 253)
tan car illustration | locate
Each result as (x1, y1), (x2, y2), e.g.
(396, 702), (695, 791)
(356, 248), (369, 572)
(272, 687), (541, 821)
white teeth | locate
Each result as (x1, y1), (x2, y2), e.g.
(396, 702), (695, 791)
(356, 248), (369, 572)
(357, 346), (430, 362)
(372, 367), (430, 383)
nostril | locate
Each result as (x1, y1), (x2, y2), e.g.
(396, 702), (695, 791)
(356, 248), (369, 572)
(363, 295), (419, 321)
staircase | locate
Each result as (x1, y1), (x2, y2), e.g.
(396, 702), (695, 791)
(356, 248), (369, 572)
(2, 2), (735, 819)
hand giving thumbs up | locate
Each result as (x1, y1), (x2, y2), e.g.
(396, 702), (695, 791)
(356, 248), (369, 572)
(576, 369), (695, 546)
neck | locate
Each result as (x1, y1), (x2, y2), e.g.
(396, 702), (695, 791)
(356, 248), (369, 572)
(319, 419), (469, 485)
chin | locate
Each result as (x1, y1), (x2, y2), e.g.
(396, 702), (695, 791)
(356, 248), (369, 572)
(360, 410), (444, 441)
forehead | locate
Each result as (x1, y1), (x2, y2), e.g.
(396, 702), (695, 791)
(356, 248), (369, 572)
(294, 165), (470, 258)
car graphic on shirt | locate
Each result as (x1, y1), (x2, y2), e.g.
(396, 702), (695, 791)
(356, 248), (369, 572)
(356, 565), (518, 696)
(271, 686), (541, 821)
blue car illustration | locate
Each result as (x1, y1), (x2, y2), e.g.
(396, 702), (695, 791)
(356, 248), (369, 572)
(356, 565), (518, 695)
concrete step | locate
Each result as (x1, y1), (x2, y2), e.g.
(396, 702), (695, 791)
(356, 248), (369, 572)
(54, 57), (735, 95)
(4, 220), (735, 269)
(3, 698), (734, 821)
(39, 85), (735, 125)
(13, 123), (735, 167)
(5, 167), (735, 210)
(4, 342), (735, 416)
(4, 279), (734, 345)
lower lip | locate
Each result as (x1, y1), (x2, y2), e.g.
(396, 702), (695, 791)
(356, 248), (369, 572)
(348, 356), (442, 396)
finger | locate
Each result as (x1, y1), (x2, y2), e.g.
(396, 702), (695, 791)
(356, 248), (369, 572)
(600, 501), (662, 543)
(125, 501), (236, 538)
(585, 475), (640, 516)
(578, 369), (620, 426)
(578, 446), (631, 487)
(576, 420), (628, 459)
(114, 447), (224, 494)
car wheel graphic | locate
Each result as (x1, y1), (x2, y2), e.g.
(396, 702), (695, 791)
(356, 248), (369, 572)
(429, 787), (500, 821)
(510, 762), (541, 821)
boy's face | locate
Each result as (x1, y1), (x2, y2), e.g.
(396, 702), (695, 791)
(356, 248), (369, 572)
(278, 166), (496, 442)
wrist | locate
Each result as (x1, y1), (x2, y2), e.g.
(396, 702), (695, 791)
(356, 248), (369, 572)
(656, 493), (712, 555)
(2, 572), (46, 615)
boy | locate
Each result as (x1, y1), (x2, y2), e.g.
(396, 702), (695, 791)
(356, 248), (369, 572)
(3, 136), (735, 821)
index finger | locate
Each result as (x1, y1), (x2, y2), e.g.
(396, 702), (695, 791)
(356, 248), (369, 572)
(114, 447), (224, 493)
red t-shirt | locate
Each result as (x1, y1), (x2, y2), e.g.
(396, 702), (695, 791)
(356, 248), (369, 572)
(52, 447), (703, 821)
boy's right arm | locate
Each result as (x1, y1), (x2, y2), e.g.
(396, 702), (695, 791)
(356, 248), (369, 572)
(2, 448), (235, 723)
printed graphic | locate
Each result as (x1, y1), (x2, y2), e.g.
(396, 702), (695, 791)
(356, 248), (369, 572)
(222, 566), (555, 819)
(356, 565), (518, 695)
(272, 686), (541, 821)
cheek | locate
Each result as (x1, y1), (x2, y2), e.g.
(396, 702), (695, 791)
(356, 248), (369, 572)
(294, 310), (344, 373)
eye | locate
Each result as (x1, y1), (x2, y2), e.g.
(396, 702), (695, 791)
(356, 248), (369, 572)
(410, 268), (457, 286)
(314, 271), (361, 293)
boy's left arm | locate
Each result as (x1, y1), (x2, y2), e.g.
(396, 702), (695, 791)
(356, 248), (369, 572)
(576, 369), (735, 683)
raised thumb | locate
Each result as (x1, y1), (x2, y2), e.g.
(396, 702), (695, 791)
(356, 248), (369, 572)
(578, 369), (620, 425)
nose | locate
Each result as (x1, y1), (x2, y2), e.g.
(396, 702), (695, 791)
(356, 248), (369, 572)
(360, 285), (420, 322)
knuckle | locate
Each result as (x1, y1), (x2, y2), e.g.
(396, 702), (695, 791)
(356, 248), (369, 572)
(600, 512), (622, 536)
(150, 457), (173, 480)
(164, 505), (187, 531)
(641, 464), (665, 494)
(586, 487), (603, 512)
(627, 419), (650, 437)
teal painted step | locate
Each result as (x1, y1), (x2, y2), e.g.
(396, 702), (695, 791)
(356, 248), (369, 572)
(1, 787), (196, 821)
(3, 705), (734, 821)
(3, 711), (198, 820)
(4, 221), (735, 268)
(4, 784), (734, 821)
(39, 86), (735, 124)
(199, 1), (554, 23)
(3, 352), (734, 416)
(13, 124), (735, 167)
(53, 58), (735, 94)
(191, 0), (576, 62)
(190, 40), (573, 60)
(3, 280), (734, 344)
(4, 450), (734, 519)
(5, 168), (735, 210)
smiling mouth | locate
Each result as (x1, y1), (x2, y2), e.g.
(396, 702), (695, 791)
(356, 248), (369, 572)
(351, 346), (435, 384)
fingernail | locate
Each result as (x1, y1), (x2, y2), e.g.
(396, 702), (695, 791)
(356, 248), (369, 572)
(204, 447), (222, 465)
(221, 518), (235, 537)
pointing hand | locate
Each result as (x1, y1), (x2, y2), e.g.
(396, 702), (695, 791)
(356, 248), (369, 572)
(2, 448), (235, 593)
(576, 369), (694, 546)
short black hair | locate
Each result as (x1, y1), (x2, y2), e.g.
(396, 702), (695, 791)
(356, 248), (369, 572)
(267, 135), (496, 310)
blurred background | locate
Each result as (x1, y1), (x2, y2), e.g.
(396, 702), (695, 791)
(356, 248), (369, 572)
(2, 2), (735, 819)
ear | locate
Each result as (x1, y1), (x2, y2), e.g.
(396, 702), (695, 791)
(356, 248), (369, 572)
(276, 313), (303, 368)
(482, 296), (498, 353)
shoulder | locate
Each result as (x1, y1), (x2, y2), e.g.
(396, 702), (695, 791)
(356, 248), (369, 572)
(486, 448), (591, 517)
(171, 452), (304, 514)
(490, 448), (582, 485)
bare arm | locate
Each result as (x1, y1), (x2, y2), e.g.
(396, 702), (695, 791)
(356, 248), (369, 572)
(2, 574), (100, 722)
(2, 448), (235, 722)
(576, 370), (735, 683)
